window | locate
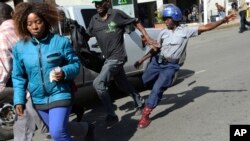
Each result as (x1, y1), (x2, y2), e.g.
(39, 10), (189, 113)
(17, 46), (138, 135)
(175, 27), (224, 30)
(56, 9), (97, 36)
(55, 10), (71, 36)
(81, 9), (97, 28)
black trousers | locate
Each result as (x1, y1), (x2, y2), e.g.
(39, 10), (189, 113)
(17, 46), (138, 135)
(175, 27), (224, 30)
(239, 10), (250, 31)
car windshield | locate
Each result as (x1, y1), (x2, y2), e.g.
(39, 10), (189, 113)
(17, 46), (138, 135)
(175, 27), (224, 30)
(81, 9), (97, 28)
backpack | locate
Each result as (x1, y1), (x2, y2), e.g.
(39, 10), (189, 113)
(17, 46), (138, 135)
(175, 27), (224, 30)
(69, 20), (90, 54)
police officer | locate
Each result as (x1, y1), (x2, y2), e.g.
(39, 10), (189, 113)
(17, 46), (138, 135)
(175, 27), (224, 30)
(135, 4), (236, 128)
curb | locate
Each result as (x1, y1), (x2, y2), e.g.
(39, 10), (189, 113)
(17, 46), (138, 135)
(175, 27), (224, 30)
(216, 22), (240, 30)
(186, 21), (240, 30)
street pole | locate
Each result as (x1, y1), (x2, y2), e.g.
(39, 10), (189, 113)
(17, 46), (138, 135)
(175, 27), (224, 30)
(225, 0), (228, 16)
(204, 0), (208, 24)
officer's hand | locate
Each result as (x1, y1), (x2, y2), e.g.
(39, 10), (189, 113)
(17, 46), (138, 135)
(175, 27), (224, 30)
(15, 104), (24, 116)
(224, 13), (237, 23)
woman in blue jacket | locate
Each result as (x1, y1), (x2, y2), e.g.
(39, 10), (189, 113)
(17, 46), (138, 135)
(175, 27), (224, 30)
(12, 3), (80, 141)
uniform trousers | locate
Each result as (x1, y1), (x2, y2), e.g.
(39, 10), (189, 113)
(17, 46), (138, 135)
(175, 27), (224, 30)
(142, 56), (180, 108)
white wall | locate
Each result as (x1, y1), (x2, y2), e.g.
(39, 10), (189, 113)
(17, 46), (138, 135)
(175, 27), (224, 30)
(6, 0), (230, 22)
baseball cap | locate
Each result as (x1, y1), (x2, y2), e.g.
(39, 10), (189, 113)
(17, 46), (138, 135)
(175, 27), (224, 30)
(92, 0), (103, 3)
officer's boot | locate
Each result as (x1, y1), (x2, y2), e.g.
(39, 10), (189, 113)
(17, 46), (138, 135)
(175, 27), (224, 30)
(138, 106), (152, 128)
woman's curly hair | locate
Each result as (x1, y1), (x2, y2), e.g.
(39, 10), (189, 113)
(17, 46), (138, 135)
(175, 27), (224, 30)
(12, 2), (61, 40)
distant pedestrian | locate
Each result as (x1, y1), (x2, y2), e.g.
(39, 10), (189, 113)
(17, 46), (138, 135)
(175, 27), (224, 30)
(238, 0), (250, 33)
(0, 2), (18, 94)
(86, 0), (158, 128)
(231, 0), (238, 11)
(12, 2), (80, 141)
(183, 8), (190, 23)
(215, 3), (226, 19)
(134, 4), (236, 128)
(199, 0), (204, 22)
(191, 4), (198, 22)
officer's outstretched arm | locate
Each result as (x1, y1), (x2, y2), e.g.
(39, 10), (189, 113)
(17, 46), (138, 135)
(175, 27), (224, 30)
(198, 13), (236, 34)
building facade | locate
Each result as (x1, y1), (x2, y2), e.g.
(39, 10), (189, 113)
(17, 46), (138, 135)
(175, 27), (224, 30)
(7, 0), (234, 26)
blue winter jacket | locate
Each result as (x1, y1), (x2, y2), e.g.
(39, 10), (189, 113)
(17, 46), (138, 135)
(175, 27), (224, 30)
(12, 34), (80, 106)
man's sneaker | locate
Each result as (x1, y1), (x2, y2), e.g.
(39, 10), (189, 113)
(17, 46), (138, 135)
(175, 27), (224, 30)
(85, 123), (95, 141)
(239, 27), (247, 33)
(239, 30), (245, 33)
(105, 115), (119, 127)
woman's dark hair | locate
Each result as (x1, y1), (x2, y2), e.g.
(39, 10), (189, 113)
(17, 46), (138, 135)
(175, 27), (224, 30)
(0, 2), (13, 25)
(13, 2), (61, 40)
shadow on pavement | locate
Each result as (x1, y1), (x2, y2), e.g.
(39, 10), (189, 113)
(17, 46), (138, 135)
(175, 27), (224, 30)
(70, 69), (197, 141)
(76, 85), (247, 141)
(152, 86), (247, 121)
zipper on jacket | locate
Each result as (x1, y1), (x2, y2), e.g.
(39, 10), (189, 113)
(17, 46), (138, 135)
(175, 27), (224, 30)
(35, 39), (47, 98)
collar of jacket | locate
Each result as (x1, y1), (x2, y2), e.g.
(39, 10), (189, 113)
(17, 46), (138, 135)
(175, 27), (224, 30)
(31, 33), (51, 44)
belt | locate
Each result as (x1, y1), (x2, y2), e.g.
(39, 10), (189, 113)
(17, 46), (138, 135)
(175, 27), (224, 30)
(156, 54), (179, 64)
(162, 57), (179, 64)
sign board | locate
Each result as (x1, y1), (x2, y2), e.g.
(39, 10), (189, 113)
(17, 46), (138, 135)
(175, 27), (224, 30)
(111, 0), (135, 17)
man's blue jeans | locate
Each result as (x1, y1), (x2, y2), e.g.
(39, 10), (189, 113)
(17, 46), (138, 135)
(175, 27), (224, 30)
(142, 56), (180, 108)
(93, 59), (143, 116)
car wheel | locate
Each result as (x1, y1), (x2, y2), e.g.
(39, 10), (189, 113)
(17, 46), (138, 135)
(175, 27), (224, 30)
(0, 125), (13, 141)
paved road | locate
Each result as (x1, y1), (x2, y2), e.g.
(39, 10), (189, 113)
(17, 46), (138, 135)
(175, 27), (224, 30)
(31, 25), (250, 141)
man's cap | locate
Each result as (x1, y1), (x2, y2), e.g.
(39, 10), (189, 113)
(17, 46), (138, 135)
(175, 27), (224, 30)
(92, 0), (102, 3)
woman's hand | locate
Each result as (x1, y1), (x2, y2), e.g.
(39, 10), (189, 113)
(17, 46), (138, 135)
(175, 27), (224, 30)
(50, 67), (65, 82)
(15, 104), (24, 116)
(53, 70), (65, 82)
